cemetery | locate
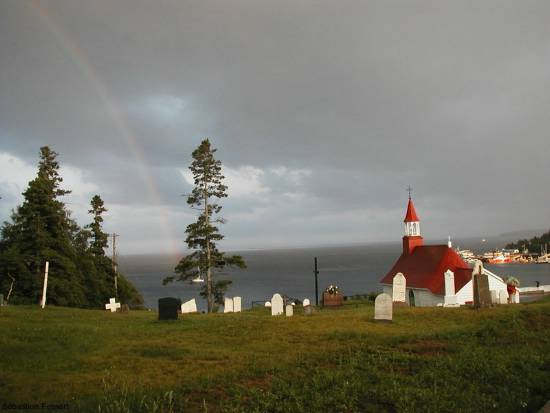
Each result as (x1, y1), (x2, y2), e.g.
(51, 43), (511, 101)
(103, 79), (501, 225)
(1, 192), (546, 412)
(0, 195), (548, 412)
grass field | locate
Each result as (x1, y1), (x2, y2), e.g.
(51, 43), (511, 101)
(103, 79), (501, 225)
(0, 298), (549, 413)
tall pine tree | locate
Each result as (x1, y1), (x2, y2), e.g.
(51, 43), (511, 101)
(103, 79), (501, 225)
(87, 195), (109, 256)
(0, 147), (85, 305)
(163, 139), (246, 312)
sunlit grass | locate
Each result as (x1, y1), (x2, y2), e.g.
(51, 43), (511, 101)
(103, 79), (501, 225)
(0, 298), (549, 412)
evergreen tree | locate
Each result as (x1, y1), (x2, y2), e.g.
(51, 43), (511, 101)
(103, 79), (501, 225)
(0, 147), (144, 308)
(506, 229), (550, 253)
(80, 194), (144, 308)
(0, 147), (85, 305)
(87, 195), (109, 256)
(163, 139), (246, 312)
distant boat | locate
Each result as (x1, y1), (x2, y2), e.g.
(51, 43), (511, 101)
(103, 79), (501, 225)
(488, 254), (512, 264)
(456, 249), (476, 263)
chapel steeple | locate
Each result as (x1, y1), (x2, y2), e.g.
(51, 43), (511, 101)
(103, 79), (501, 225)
(402, 191), (423, 255)
(403, 195), (421, 237)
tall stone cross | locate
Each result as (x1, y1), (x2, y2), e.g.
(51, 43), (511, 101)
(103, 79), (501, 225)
(105, 297), (121, 312)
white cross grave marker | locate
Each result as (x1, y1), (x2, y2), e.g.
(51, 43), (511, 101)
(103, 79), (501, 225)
(105, 297), (121, 312)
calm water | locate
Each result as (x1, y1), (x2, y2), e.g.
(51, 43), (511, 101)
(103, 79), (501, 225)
(119, 240), (550, 310)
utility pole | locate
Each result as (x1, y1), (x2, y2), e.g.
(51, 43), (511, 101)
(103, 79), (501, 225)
(314, 257), (319, 306)
(112, 233), (119, 298)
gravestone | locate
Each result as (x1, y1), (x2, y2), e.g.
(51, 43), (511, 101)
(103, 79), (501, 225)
(158, 297), (181, 320)
(264, 301), (272, 307)
(0, 294), (4, 307)
(323, 292), (343, 307)
(224, 297), (234, 313)
(303, 298), (311, 307)
(271, 293), (284, 316)
(105, 297), (121, 313)
(444, 270), (455, 296)
(285, 304), (293, 317)
(233, 297), (242, 313)
(444, 270), (459, 307)
(499, 290), (508, 304)
(512, 291), (520, 304)
(181, 298), (198, 314)
(472, 272), (491, 308)
(374, 293), (392, 321)
(304, 305), (315, 315)
(120, 304), (130, 313)
(490, 290), (498, 304)
(392, 273), (406, 302)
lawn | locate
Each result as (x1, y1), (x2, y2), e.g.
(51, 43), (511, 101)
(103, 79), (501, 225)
(0, 298), (549, 412)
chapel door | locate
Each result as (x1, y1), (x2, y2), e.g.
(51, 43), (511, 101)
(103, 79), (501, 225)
(409, 289), (415, 307)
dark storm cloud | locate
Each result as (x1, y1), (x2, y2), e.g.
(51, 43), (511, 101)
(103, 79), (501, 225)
(1, 0), (549, 252)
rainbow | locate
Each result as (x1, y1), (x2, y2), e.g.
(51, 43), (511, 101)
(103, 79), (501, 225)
(28, 0), (180, 255)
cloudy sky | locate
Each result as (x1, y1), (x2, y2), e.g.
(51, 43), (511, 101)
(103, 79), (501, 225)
(1, 1), (549, 254)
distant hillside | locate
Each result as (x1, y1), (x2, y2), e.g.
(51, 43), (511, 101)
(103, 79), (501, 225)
(498, 229), (548, 241)
(505, 229), (550, 252)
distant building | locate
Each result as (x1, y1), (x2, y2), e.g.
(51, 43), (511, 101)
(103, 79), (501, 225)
(380, 196), (507, 307)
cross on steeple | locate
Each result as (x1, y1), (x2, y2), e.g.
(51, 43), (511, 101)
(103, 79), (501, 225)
(407, 185), (412, 199)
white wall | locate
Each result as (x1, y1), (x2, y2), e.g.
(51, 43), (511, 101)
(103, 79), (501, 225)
(455, 279), (473, 304)
(455, 268), (507, 305)
(406, 288), (443, 307)
(486, 269), (507, 298)
(383, 284), (446, 307)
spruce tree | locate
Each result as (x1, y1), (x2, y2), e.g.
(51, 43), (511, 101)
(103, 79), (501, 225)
(0, 147), (85, 305)
(163, 139), (246, 312)
(0, 147), (144, 308)
(80, 194), (144, 308)
(87, 195), (109, 256)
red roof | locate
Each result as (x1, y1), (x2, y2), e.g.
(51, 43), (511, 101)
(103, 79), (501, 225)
(404, 197), (420, 222)
(380, 245), (472, 295)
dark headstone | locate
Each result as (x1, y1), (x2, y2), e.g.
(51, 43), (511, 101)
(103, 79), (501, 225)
(158, 297), (181, 320)
(0, 294), (4, 307)
(473, 273), (491, 308)
(120, 304), (130, 313)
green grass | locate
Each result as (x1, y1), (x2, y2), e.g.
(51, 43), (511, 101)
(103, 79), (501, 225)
(0, 299), (549, 412)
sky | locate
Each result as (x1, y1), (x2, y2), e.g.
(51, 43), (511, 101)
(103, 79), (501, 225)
(1, 0), (549, 254)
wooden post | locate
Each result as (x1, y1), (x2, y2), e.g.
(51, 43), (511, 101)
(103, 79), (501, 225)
(314, 257), (319, 306)
(6, 273), (15, 303)
(40, 261), (49, 309)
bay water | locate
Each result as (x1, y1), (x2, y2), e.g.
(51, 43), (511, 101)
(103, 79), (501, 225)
(119, 239), (550, 311)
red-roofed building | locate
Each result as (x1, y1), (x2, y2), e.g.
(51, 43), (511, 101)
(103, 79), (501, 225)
(380, 196), (507, 307)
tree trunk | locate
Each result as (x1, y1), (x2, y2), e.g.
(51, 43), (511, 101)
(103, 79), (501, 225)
(204, 188), (213, 313)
